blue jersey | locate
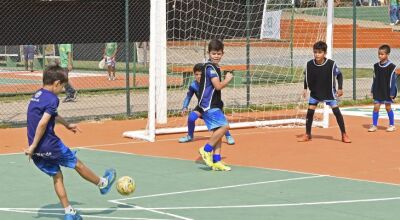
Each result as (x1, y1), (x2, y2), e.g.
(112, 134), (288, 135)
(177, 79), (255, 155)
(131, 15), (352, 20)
(27, 89), (62, 159)
(198, 62), (223, 111)
(182, 80), (200, 109)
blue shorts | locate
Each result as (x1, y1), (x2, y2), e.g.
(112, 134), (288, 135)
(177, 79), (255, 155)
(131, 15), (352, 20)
(202, 108), (228, 131)
(309, 97), (338, 107)
(374, 100), (393, 104)
(32, 142), (78, 177)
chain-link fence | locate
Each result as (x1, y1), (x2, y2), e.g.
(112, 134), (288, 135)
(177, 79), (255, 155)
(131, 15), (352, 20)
(1, 0), (400, 126)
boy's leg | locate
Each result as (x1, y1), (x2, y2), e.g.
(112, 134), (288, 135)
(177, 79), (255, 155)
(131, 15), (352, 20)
(385, 103), (396, 131)
(199, 108), (229, 167)
(107, 65), (112, 79)
(331, 104), (351, 143)
(53, 171), (70, 209)
(225, 129), (235, 145)
(74, 159), (116, 194)
(298, 102), (316, 142)
(370, 103), (381, 131)
(179, 111), (201, 143)
(53, 172), (81, 219)
(212, 138), (231, 171)
(188, 111), (201, 137)
(74, 159), (100, 185)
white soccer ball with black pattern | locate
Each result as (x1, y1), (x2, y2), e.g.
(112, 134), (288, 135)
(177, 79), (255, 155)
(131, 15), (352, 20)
(116, 176), (136, 196)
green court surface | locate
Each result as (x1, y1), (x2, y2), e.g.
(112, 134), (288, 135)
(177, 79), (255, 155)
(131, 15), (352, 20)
(0, 78), (40, 85)
(1, 148), (400, 220)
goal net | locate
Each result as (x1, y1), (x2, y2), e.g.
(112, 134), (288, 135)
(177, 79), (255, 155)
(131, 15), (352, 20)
(124, 0), (332, 142)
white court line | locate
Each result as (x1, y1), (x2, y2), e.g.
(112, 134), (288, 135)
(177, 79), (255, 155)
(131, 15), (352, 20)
(109, 175), (326, 203)
(110, 202), (192, 220)
(3, 196), (400, 212)
(0, 208), (168, 220)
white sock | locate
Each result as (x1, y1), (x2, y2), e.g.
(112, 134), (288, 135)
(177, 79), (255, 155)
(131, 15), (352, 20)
(65, 205), (75, 214)
(98, 177), (108, 188)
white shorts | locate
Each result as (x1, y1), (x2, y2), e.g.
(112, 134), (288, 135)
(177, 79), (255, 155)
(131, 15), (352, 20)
(105, 57), (116, 67)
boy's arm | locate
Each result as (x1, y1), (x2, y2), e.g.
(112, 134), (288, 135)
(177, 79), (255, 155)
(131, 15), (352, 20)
(302, 70), (308, 98)
(56, 115), (81, 133)
(182, 88), (195, 112)
(390, 70), (397, 98)
(371, 70), (376, 96)
(210, 69), (233, 90)
(25, 113), (52, 157)
(334, 64), (344, 97)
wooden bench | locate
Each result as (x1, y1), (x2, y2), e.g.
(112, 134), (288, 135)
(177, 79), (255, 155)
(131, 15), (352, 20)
(0, 54), (19, 67)
(171, 64), (249, 87)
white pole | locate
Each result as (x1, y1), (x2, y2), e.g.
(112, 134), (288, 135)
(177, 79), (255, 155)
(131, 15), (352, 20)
(323, 0), (334, 129)
(154, 0), (168, 124)
(148, 0), (162, 142)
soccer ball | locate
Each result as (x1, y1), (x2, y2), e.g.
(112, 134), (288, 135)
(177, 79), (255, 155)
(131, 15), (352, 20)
(116, 176), (136, 196)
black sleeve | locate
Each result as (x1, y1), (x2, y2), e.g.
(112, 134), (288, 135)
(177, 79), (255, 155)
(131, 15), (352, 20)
(336, 73), (343, 90)
(303, 71), (308, 89)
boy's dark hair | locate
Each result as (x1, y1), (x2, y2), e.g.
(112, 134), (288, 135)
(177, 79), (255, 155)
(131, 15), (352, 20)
(43, 65), (68, 85)
(193, 63), (203, 73)
(208, 39), (224, 52)
(379, 44), (391, 54)
(313, 41), (327, 52)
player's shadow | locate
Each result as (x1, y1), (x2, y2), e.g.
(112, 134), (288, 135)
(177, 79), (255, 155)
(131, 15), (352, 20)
(362, 124), (386, 130)
(36, 201), (116, 219)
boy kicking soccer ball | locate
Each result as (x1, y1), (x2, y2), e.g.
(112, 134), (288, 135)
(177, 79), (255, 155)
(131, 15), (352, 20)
(25, 65), (116, 220)
(179, 63), (235, 145)
(369, 44), (398, 132)
(299, 41), (351, 143)
(198, 39), (233, 171)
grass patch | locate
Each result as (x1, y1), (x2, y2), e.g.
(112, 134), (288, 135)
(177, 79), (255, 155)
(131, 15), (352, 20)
(301, 6), (389, 24)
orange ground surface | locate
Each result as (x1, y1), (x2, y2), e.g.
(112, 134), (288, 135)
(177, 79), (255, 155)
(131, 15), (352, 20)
(2, 115), (400, 185)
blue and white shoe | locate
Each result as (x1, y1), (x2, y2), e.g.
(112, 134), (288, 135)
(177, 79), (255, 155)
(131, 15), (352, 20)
(100, 168), (116, 195)
(226, 136), (235, 145)
(179, 135), (193, 143)
(64, 212), (82, 220)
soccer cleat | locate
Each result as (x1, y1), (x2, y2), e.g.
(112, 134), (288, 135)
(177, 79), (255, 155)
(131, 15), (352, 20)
(179, 135), (193, 143)
(226, 135), (235, 145)
(342, 133), (352, 143)
(368, 125), (377, 132)
(64, 213), (82, 220)
(212, 162), (231, 171)
(100, 168), (116, 195)
(72, 91), (78, 101)
(386, 125), (396, 132)
(297, 134), (311, 142)
(63, 97), (74, 103)
(198, 147), (213, 167)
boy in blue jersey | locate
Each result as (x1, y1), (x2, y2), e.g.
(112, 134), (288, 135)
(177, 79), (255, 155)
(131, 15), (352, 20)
(24, 65), (116, 220)
(179, 63), (235, 145)
(198, 39), (233, 171)
(368, 45), (398, 132)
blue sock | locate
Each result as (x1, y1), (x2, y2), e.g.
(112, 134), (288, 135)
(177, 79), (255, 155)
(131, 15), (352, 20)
(225, 130), (231, 137)
(373, 111), (379, 126)
(213, 154), (221, 163)
(388, 110), (395, 126)
(204, 144), (214, 152)
(187, 112), (198, 138)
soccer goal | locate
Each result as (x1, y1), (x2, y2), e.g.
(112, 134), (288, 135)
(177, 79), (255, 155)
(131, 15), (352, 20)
(124, 0), (334, 142)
